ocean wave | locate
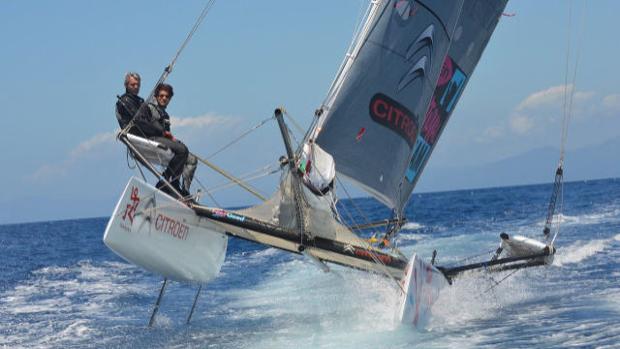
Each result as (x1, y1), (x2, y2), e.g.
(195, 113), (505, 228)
(398, 233), (427, 241)
(402, 222), (425, 230)
(553, 239), (610, 266)
(540, 208), (620, 227)
(0, 260), (150, 348)
(226, 247), (282, 267)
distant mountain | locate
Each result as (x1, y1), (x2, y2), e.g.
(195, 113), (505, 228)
(416, 136), (620, 192)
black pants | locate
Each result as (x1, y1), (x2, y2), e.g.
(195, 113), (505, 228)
(151, 137), (188, 182)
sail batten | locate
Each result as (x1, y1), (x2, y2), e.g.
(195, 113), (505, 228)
(314, 0), (508, 211)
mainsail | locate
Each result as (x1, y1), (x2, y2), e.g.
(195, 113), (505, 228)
(314, 0), (508, 212)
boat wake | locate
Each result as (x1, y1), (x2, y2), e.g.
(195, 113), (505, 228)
(0, 260), (151, 348)
(553, 238), (613, 266)
(543, 206), (620, 227)
(401, 222), (425, 230)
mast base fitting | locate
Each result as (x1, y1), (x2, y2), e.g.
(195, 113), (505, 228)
(279, 156), (290, 167)
(298, 245), (306, 253)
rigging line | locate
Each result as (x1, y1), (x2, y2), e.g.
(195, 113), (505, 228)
(209, 162), (280, 187)
(552, 0), (587, 246)
(283, 111), (305, 136)
(551, 184), (564, 246)
(206, 167), (280, 194)
(193, 153), (268, 201)
(333, 177), (409, 264)
(194, 177), (221, 207)
(331, 184), (404, 291)
(204, 116), (275, 160)
(135, 158), (148, 182)
(333, 185), (367, 237)
(451, 249), (497, 266)
(562, 0), (587, 162)
(560, 0), (572, 163)
(124, 146), (149, 182)
(120, 0), (217, 137)
(483, 268), (521, 294)
(313, 174), (403, 290)
(335, 176), (377, 233)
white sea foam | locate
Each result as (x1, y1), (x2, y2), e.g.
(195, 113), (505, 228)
(402, 222), (424, 230)
(0, 260), (150, 349)
(398, 233), (427, 241)
(431, 272), (531, 328)
(223, 258), (405, 348)
(539, 208), (620, 227)
(554, 239), (609, 266)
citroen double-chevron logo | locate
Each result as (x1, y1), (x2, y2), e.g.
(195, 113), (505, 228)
(344, 244), (355, 254)
(394, 0), (415, 21)
(398, 24), (435, 92)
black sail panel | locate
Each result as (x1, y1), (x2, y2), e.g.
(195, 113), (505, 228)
(315, 0), (508, 212)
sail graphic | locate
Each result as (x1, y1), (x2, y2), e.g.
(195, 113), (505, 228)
(314, 0), (507, 212)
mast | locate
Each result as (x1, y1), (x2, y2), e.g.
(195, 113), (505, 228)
(274, 108), (307, 246)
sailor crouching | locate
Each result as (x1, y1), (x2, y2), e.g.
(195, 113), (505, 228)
(134, 83), (194, 197)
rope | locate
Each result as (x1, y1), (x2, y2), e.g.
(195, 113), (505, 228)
(561, 0), (587, 163)
(206, 163), (280, 194)
(331, 176), (404, 292)
(283, 111), (305, 136)
(204, 116), (275, 160)
(483, 268), (521, 294)
(194, 177), (221, 207)
(120, 0), (217, 137)
(550, 0), (587, 245)
(336, 177), (377, 236)
(451, 249), (497, 266)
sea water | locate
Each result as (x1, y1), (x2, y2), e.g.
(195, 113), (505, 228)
(1, 178), (619, 348)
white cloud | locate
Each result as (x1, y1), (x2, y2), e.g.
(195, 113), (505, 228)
(517, 84), (594, 111)
(69, 131), (116, 159)
(602, 94), (620, 113)
(510, 114), (534, 135)
(29, 164), (68, 180)
(170, 114), (230, 128)
(29, 113), (236, 181)
(475, 126), (504, 143)
(29, 131), (117, 181)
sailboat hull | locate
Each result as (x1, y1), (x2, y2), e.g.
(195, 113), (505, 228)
(397, 253), (449, 328)
(103, 177), (228, 283)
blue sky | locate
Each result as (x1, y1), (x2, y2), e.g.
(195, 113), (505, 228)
(1, 0), (618, 224)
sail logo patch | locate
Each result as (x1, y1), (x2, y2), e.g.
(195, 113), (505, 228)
(122, 186), (140, 224)
(405, 137), (431, 182)
(398, 24), (434, 92)
(369, 93), (418, 147)
(406, 56), (467, 183)
(393, 0), (418, 22)
(155, 214), (189, 241)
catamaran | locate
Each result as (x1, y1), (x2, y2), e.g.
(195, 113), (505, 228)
(104, 0), (565, 328)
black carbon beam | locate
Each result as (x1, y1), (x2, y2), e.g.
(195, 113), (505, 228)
(148, 278), (168, 327)
(437, 250), (552, 282)
(190, 204), (408, 274)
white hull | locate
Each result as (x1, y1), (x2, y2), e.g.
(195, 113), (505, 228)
(397, 253), (449, 328)
(103, 177), (228, 283)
